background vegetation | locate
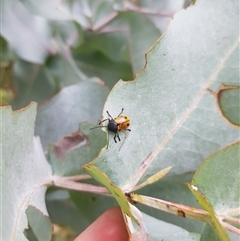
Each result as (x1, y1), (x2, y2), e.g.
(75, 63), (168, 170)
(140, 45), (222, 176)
(1, 0), (239, 240)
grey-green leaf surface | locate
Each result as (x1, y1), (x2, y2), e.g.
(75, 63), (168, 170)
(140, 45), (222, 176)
(192, 141), (239, 211)
(1, 0), (52, 63)
(70, 189), (119, 228)
(218, 86), (240, 126)
(112, 11), (161, 74)
(191, 141), (240, 240)
(48, 122), (107, 176)
(1, 102), (52, 241)
(46, 190), (87, 234)
(35, 80), (109, 150)
(11, 59), (59, 110)
(11, 27), (87, 110)
(19, 0), (165, 77)
(200, 223), (239, 241)
(25, 206), (52, 241)
(75, 52), (133, 88)
(88, 0), (239, 190)
(142, 212), (200, 241)
(20, 0), (72, 20)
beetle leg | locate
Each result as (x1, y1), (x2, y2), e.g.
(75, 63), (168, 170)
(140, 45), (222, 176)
(126, 129), (131, 131)
(114, 133), (121, 143)
(114, 134), (117, 143)
(117, 132), (121, 142)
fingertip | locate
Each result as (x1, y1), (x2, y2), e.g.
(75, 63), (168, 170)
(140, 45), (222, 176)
(74, 207), (129, 241)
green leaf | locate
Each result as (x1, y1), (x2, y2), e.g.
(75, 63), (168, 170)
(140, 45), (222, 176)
(20, 0), (72, 20)
(1, 102), (52, 240)
(84, 164), (139, 224)
(190, 141), (240, 240)
(88, 0), (239, 188)
(75, 51), (133, 88)
(191, 141), (239, 209)
(48, 122), (106, 176)
(3, 0), (239, 240)
(1, 0), (52, 63)
(11, 27), (87, 110)
(114, 11), (161, 73)
(25, 206), (52, 241)
(35, 80), (109, 150)
(216, 85), (240, 126)
(142, 212), (200, 241)
(11, 59), (59, 110)
(48, 33), (87, 86)
(70, 189), (118, 227)
(75, 32), (129, 63)
(200, 223), (240, 241)
(85, 0), (239, 233)
(46, 189), (85, 234)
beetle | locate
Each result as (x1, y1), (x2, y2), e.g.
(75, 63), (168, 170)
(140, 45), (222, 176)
(90, 108), (131, 146)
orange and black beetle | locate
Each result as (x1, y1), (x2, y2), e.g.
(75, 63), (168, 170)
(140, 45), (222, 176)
(90, 108), (131, 144)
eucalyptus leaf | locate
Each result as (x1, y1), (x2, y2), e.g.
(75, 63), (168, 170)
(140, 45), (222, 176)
(142, 212), (200, 241)
(20, 0), (72, 20)
(35, 80), (109, 150)
(191, 141), (240, 240)
(1, 0), (52, 63)
(46, 189), (87, 234)
(25, 206), (52, 241)
(217, 86), (240, 126)
(88, 0), (239, 190)
(114, 11), (161, 73)
(12, 59), (59, 110)
(84, 0), (239, 238)
(48, 123), (107, 176)
(1, 102), (52, 240)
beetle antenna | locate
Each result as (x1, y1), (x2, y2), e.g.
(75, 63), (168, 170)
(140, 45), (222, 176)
(99, 118), (109, 125)
(118, 108), (124, 117)
(106, 111), (114, 119)
(90, 126), (106, 130)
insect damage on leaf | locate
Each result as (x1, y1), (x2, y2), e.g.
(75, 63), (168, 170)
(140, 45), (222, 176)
(53, 131), (87, 159)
